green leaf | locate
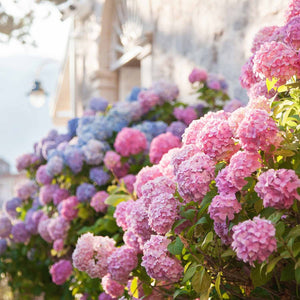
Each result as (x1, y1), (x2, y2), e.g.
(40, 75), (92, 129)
(192, 269), (211, 294)
(172, 219), (188, 232)
(295, 269), (300, 286)
(280, 263), (295, 281)
(196, 216), (208, 225)
(275, 222), (285, 237)
(104, 194), (131, 207)
(201, 232), (213, 248)
(277, 85), (288, 93)
(221, 248), (236, 258)
(168, 237), (184, 255)
(266, 257), (281, 274)
(267, 211), (283, 224)
(293, 242), (300, 257)
(181, 209), (197, 220)
(130, 277), (139, 298)
(287, 225), (300, 239)
(274, 149), (295, 157)
(215, 272), (222, 299)
(182, 263), (198, 283)
(250, 264), (272, 288)
(254, 199), (263, 214)
(173, 289), (189, 299)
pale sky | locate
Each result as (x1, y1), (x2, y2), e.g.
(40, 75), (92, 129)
(0, 1), (70, 173)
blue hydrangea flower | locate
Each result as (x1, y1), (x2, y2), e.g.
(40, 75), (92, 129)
(89, 97), (108, 112)
(76, 183), (97, 202)
(89, 167), (110, 186)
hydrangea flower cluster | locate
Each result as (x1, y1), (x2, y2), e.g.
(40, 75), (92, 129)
(240, 4), (300, 96)
(114, 128), (147, 157)
(255, 169), (300, 209)
(232, 217), (277, 265)
(50, 260), (73, 285)
(141, 235), (183, 282)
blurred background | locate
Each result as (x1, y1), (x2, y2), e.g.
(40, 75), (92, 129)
(0, 0), (287, 209)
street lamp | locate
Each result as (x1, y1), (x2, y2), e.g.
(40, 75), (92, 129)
(28, 80), (47, 108)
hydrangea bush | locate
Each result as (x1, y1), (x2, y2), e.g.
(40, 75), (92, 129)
(0, 71), (231, 299)
(74, 2), (300, 298)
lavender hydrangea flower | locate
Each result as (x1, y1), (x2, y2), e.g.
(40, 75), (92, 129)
(0, 216), (12, 238)
(89, 97), (108, 112)
(36, 165), (53, 185)
(167, 121), (187, 139)
(46, 156), (64, 176)
(11, 222), (31, 243)
(76, 183), (97, 202)
(89, 167), (110, 186)
(4, 197), (22, 219)
(82, 139), (106, 165)
(0, 239), (7, 255)
(63, 146), (84, 174)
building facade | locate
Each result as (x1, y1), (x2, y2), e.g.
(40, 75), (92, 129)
(52, 0), (287, 125)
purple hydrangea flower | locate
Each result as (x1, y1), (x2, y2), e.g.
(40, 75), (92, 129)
(0, 239), (7, 255)
(0, 216), (12, 238)
(4, 197), (22, 219)
(11, 222), (31, 243)
(76, 183), (97, 202)
(89, 167), (110, 186)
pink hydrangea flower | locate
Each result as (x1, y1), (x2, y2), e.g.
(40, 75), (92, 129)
(182, 111), (229, 145)
(196, 118), (240, 161)
(114, 128), (147, 157)
(101, 274), (124, 298)
(237, 109), (282, 152)
(247, 80), (276, 101)
(60, 196), (79, 221)
(148, 193), (180, 235)
(176, 153), (215, 203)
(158, 147), (180, 180)
(284, 16), (300, 50)
(47, 216), (70, 241)
(103, 151), (129, 178)
(114, 200), (135, 231)
(120, 174), (136, 194)
(239, 55), (260, 89)
(91, 191), (109, 213)
(141, 176), (176, 210)
(123, 230), (141, 253)
(149, 132), (181, 164)
(188, 67), (208, 83)
(173, 107), (198, 125)
(72, 233), (116, 278)
(215, 167), (238, 195)
(208, 194), (242, 223)
(251, 26), (279, 53)
(247, 96), (272, 113)
(53, 239), (64, 252)
(227, 107), (247, 136)
(171, 144), (201, 175)
(137, 90), (160, 113)
(253, 41), (300, 86)
(50, 259), (73, 285)
(232, 217), (277, 265)
(134, 166), (162, 197)
(285, 0), (300, 22)
(108, 246), (138, 283)
(98, 292), (114, 300)
(223, 99), (244, 113)
(142, 235), (183, 282)
(126, 199), (153, 248)
(255, 169), (300, 209)
(226, 151), (262, 190)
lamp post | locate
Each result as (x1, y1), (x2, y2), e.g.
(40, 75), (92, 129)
(28, 80), (47, 108)
(27, 59), (57, 108)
